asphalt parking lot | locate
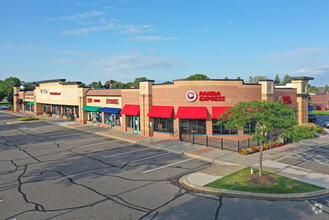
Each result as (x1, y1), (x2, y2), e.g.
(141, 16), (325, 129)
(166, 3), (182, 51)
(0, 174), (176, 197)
(1, 112), (329, 220)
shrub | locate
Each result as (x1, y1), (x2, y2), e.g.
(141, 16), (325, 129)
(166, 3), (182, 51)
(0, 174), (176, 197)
(239, 141), (283, 155)
(281, 124), (325, 142)
(19, 117), (40, 121)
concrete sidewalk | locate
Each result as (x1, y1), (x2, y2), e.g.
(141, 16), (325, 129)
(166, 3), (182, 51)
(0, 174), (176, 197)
(5, 111), (329, 198)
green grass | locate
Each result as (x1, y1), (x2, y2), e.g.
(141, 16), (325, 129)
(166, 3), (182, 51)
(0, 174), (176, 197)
(309, 110), (329, 115)
(205, 167), (325, 194)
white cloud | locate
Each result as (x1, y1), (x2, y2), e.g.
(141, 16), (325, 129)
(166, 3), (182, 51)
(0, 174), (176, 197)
(128, 36), (177, 42)
(56, 49), (100, 57)
(291, 65), (329, 76)
(61, 22), (155, 35)
(54, 59), (88, 66)
(94, 53), (187, 74)
(60, 11), (102, 20)
(227, 21), (233, 25)
(265, 48), (325, 60)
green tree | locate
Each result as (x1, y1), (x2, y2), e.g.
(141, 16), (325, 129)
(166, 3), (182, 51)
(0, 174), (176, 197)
(113, 82), (128, 89)
(323, 84), (329, 92)
(281, 74), (291, 85)
(274, 74), (280, 86)
(0, 77), (21, 103)
(133, 77), (148, 87)
(161, 81), (172, 85)
(307, 84), (319, 93)
(186, 74), (209, 80)
(236, 76), (241, 80)
(21, 81), (34, 90)
(224, 77), (229, 80)
(79, 83), (89, 88)
(217, 100), (298, 176)
(249, 76), (268, 83)
(88, 81), (103, 89)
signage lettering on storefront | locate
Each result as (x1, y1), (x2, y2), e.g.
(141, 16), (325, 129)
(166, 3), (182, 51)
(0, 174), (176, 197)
(277, 96), (292, 104)
(40, 89), (48, 94)
(87, 98), (101, 103)
(199, 91), (225, 101)
(106, 99), (119, 104)
(50, 92), (61, 95)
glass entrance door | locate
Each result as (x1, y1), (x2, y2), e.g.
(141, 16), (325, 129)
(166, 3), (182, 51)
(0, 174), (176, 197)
(111, 114), (116, 128)
(92, 112), (97, 126)
(133, 116), (140, 133)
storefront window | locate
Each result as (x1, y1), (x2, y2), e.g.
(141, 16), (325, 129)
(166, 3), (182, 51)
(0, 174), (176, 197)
(20, 104), (23, 111)
(153, 118), (174, 133)
(104, 113), (122, 126)
(127, 116), (133, 128)
(24, 104), (30, 111)
(87, 111), (93, 121)
(43, 105), (51, 113)
(75, 106), (79, 118)
(87, 111), (102, 123)
(244, 121), (257, 134)
(180, 119), (206, 135)
(212, 119), (238, 135)
(52, 105), (61, 115)
(63, 106), (74, 117)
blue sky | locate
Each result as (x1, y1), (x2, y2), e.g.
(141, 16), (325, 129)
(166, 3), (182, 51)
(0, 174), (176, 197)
(1, 0), (329, 86)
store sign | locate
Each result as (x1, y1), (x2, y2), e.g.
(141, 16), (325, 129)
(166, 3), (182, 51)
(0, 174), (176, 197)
(106, 99), (119, 104)
(186, 90), (197, 102)
(277, 96), (292, 104)
(40, 89), (48, 94)
(199, 91), (225, 101)
(50, 92), (61, 95)
(87, 98), (101, 103)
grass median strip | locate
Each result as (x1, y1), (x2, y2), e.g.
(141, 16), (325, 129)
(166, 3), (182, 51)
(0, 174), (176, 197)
(204, 167), (325, 194)
(309, 110), (329, 115)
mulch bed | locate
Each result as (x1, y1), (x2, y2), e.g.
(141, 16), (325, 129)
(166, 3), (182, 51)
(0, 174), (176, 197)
(245, 174), (277, 186)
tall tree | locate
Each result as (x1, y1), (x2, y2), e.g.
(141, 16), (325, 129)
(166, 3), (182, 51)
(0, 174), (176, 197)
(161, 81), (172, 84)
(224, 77), (229, 80)
(249, 76), (268, 83)
(281, 74), (291, 85)
(0, 77), (21, 102)
(21, 81), (35, 90)
(307, 84), (319, 93)
(186, 74), (209, 80)
(88, 81), (103, 89)
(274, 74), (280, 86)
(236, 76), (241, 80)
(217, 100), (299, 176)
(133, 77), (148, 87)
(324, 84), (329, 92)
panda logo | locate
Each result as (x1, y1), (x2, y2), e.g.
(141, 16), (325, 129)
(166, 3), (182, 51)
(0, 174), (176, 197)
(186, 90), (197, 102)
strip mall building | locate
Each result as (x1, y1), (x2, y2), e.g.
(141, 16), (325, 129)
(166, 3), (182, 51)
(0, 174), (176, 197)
(13, 77), (313, 140)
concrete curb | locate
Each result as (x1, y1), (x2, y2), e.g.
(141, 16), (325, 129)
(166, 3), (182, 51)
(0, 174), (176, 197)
(179, 173), (329, 200)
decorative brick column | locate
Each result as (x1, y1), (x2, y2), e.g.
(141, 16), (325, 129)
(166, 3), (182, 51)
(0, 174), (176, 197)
(259, 80), (274, 102)
(291, 77), (314, 125)
(13, 87), (20, 112)
(140, 80), (154, 137)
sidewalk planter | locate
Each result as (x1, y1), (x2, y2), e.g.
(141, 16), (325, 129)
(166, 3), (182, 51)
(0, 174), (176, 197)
(239, 141), (283, 155)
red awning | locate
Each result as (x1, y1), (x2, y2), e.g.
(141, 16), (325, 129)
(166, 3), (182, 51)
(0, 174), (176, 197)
(212, 107), (232, 119)
(176, 107), (207, 119)
(120, 105), (140, 116)
(147, 106), (174, 118)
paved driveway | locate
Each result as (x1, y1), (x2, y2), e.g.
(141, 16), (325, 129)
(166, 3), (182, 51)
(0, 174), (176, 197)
(0, 112), (328, 220)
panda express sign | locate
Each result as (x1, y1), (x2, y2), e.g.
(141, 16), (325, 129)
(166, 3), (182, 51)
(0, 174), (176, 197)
(186, 90), (225, 102)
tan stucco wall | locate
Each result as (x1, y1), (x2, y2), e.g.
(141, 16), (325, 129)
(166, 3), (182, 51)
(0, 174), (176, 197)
(35, 82), (82, 105)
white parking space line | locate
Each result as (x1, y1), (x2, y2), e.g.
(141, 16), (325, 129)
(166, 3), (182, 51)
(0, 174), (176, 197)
(302, 152), (325, 164)
(296, 154), (307, 161)
(121, 152), (171, 165)
(103, 148), (150, 158)
(318, 155), (329, 162)
(77, 140), (117, 149)
(143, 158), (194, 174)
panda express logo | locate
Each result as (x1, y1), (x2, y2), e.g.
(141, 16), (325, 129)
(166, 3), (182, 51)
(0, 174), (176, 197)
(186, 90), (197, 102)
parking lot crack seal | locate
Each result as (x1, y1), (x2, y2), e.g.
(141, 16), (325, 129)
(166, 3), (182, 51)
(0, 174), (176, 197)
(17, 165), (46, 212)
(214, 196), (223, 220)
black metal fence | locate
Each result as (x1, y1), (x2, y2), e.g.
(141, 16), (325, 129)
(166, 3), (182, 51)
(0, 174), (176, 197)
(180, 133), (280, 152)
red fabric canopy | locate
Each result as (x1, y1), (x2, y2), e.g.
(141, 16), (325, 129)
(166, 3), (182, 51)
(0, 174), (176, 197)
(212, 107), (231, 119)
(147, 106), (174, 118)
(120, 105), (140, 116)
(176, 107), (207, 119)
